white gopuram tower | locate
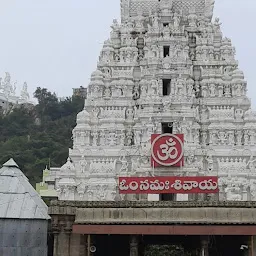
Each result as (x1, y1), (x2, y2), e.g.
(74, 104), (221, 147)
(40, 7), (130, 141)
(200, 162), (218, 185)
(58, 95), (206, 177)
(39, 0), (256, 202)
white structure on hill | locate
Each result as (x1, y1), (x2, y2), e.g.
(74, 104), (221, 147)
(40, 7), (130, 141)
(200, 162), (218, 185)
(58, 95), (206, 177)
(38, 0), (256, 202)
(0, 72), (33, 113)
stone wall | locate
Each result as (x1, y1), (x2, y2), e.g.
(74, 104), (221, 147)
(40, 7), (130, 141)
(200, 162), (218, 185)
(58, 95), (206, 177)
(0, 219), (48, 256)
(49, 200), (256, 256)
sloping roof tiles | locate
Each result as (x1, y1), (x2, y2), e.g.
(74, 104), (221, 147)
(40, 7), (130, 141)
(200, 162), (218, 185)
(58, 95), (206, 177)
(0, 159), (50, 219)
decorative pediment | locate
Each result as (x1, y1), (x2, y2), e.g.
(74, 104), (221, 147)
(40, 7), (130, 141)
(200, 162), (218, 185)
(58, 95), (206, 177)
(208, 106), (234, 121)
(89, 159), (117, 175)
(217, 157), (247, 174)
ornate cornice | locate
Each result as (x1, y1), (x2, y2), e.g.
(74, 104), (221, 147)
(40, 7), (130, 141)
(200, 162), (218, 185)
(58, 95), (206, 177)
(75, 207), (256, 224)
(49, 201), (256, 226)
(50, 200), (256, 210)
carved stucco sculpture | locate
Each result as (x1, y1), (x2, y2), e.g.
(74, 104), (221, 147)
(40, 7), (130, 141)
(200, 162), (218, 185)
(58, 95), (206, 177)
(39, 0), (256, 202)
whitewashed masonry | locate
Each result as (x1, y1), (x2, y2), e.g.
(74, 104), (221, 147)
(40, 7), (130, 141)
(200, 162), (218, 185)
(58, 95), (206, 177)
(38, 0), (256, 202)
(0, 72), (32, 113)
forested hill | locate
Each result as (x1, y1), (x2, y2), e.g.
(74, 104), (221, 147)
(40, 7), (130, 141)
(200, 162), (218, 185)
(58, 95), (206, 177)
(0, 87), (84, 186)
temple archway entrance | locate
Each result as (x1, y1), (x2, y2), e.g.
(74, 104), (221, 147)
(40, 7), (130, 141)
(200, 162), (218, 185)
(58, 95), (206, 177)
(88, 234), (249, 256)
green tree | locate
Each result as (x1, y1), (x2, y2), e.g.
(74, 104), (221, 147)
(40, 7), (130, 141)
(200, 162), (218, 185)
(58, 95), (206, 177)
(33, 87), (59, 120)
(145, 245), (198, 256)
(0, 88), (84, 186)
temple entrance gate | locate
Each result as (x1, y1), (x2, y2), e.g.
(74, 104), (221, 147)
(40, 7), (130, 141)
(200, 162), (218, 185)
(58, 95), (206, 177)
(49, 201), (256, 256)
(85, 234), (249, 256)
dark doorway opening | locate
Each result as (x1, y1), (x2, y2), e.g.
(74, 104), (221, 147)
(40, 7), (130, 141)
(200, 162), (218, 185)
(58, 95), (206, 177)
(93, 234), (130, 256)
(161, 122), (173, 134)
(163, 79), (171, 95)
(209, 235), (249, 256)
(163, 46), (170, 57)
(160, 193), (176, 201)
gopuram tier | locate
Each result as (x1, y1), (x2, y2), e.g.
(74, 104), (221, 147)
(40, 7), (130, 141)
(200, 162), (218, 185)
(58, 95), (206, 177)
(38, 0), (256, 202)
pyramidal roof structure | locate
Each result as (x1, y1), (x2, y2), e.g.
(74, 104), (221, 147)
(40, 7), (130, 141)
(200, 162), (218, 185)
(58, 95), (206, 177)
(0, 159), (50, 219)
(39, 0), (256, 202)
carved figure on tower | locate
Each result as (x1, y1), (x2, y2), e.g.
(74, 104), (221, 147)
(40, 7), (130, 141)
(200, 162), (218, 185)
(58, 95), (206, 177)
(38, 0), (256, 203)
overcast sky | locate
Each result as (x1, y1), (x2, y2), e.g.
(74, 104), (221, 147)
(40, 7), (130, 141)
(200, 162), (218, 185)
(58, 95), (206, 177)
(0, 0), (255, 106)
